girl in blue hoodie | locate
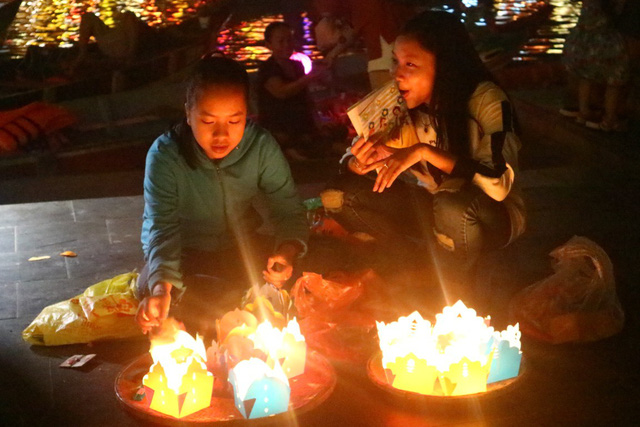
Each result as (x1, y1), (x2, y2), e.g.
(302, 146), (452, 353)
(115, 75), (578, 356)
(136, 56), (308, 334)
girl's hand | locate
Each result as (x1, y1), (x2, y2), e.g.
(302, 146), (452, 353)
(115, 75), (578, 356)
(350, 134), (395, 170)
(263, 242), (300, 288)
(363, 144), (426, 192)
(136, 282), (172, 334)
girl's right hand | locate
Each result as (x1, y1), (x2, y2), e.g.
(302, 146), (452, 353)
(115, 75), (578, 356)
(136, 281), (172, 334)
(349, 134), (395, 173)
(351, 134), (391, 165)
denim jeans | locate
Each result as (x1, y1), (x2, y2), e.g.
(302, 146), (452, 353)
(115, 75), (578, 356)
(325, 172), (511, 272)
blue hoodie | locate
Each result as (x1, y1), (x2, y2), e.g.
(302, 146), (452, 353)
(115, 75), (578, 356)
(141, 120), (308, 291)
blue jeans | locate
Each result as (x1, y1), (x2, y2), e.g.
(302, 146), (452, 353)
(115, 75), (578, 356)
(325, 172), (511, 272)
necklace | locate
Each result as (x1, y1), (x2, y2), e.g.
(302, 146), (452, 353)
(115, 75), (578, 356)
(420, 114), (431, 134)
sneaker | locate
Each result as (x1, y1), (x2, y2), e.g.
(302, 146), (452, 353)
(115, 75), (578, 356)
(585, 119), (627, 132)
(559, 108), (580, 118)
(575, 112), (601, 125)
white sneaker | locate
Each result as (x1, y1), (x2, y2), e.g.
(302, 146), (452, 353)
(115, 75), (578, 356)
(559, 108), (580, 118)
(585, 120), (627, 132)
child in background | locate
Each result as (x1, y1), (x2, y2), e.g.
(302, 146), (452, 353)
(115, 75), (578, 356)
(256, 21), (328, 160)
(136, 55), (309, 337)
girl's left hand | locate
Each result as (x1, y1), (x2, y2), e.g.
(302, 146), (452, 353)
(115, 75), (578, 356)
(363, 144), (425, 193)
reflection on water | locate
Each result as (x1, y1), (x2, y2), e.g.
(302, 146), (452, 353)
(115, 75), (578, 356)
(216, 13), (322, 72)
(3, 0), (581, 63)
(4, 0), (200, 57)
(512, 0), (581, 61)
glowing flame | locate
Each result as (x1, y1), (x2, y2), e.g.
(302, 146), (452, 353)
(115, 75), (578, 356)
(142, 319), (213, 418)
(376, 301), (522, 396)
(148, 328), (207, 391)
(247, 318), (307, 378)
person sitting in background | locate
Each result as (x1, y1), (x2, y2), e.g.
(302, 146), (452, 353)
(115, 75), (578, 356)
(312, 0), (415, 90)
(136, 55), (309, 338)
(256, 21), (328, 161)
(68, 10), (149, 76)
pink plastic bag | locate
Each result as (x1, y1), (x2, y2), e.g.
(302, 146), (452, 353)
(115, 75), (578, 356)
(510, 236), (625, 344)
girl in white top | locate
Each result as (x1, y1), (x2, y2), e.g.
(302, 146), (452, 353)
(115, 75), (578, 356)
(325, 10), (526, 301)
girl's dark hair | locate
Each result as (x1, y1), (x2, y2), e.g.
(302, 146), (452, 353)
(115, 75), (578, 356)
(171, 55), (249, 168)
(399, 11), (496, 157)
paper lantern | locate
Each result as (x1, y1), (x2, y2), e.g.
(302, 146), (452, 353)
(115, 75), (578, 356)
(487, 324), (522, 384)
(216, 309), (258, 343)
(228, 358), (290, 419)
(142, 324), (214, 418)
(248, 318), (307, 379)
(376, 301), (522, 396)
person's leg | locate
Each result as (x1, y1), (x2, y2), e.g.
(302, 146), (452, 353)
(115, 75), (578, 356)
(577, 78), (593, 123)
(603, 84), (622, 125)
(67, 12), (110, 75)
(323, 172), (432, 244)
(78, 13), (110, 57)
(431, 186), (511, 304)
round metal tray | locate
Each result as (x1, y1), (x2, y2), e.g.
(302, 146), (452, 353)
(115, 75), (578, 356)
(115, 350), (336, 424)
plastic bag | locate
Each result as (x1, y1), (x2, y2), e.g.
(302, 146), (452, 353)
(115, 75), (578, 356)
(509, 236), (625, 344)
(22, 271), (142, 346)
(291, 271), (365, 318)
(291, 270), (383, 362)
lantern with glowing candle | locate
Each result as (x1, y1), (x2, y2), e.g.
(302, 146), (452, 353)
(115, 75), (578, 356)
(142, 323), (214, 418)
(486, 323), (522, 384)
(248, 318), (307, 379)
(376, 301), (522, 397)
(228, 358), (291, 419)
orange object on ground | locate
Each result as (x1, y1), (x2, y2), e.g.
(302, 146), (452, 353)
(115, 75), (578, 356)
(0, 102), (76, 154)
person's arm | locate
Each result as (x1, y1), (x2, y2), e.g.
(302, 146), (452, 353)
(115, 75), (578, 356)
(136, 281), (172, 333)
(257, 133), (309, 284)
(363, 143), (457, 192)
(137, 142), (184, 330)
(344, 134), (396, 175)
(455, 86), (519, 202)
(142, 141), (184, 294)
(264, 60), (328, 99)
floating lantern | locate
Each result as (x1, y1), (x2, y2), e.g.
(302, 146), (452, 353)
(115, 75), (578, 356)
(228, 358), (290, 419)
(142, 323), (214, 418)
(376, 301), (522, 396)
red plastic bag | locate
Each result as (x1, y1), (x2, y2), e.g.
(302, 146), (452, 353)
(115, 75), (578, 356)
(291, 271), (365, 317)
(291, 270), (383, 362)
(509, 236), (625, 344)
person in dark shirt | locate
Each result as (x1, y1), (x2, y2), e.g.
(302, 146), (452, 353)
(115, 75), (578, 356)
(256, 21), (328, 160)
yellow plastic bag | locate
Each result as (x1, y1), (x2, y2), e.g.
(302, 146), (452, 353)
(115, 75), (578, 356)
(22, 271), (142, 346)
